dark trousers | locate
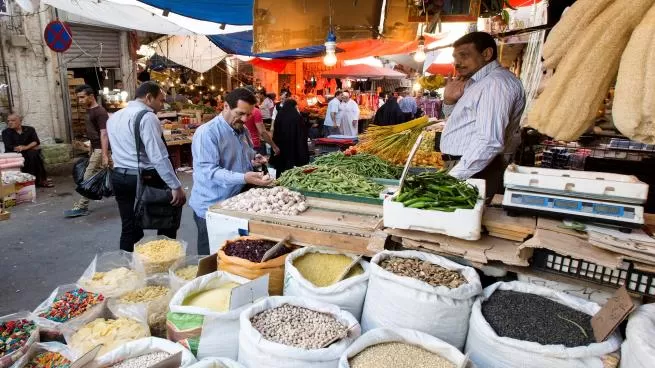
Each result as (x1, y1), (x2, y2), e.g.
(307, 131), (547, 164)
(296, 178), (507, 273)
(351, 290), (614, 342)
(193, 212), (210, 255)
(111, 171), (177, 252)
(21, 150), (48, 185)
(472, 155), (508, 200)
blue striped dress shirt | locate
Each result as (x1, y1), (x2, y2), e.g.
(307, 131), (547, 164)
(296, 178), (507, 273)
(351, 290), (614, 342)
(440, 60), (525, 179)
(189, 115), (255, 218)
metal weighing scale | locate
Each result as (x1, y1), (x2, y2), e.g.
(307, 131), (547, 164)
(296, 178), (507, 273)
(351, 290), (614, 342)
(502, 165), (648, 229)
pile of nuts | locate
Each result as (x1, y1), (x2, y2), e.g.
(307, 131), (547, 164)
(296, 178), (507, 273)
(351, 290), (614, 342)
(109, 351), (171, 367)
(250, 304), (347, 349)
(379, 257), (467, 288)
(221, 187), (307, 216)
(349, 342), (455, 368)
(223, 238), (291, 263)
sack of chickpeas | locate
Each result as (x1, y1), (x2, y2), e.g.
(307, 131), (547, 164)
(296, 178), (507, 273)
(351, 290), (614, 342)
(92, 337), (197, 367)
(360, 250), (482, 350)
(238, 296), (361, 368)
(188, 357), (245, 368)
(283, 247), (370, 321)
(338, 327), (471, 368)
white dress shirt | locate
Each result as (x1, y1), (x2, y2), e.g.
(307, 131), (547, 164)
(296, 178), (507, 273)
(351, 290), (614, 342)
(323, 97), (341, 127)
(260, 97), (274, 120)
(107, 100), (181, 189)
(339, 100), (360, 136)
(440, 60), (525, 179)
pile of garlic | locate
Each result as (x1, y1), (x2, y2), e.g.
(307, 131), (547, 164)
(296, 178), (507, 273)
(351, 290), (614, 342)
(221, 187), (307, 216)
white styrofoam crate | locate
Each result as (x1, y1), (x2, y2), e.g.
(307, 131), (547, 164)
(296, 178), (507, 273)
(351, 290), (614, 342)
(383, 179), (485, 241)
(504, 165), (648, 202)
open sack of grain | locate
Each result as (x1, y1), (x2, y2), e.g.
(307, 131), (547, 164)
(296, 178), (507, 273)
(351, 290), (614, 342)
(238, 296), (361, 368)
(620, 303), (655, 368)
(169, 255), (204, 291)
(465, 281), (622, 368)
(360, 250), (481, 350)
(187, 357), (245, 368)
(92, 337), (197, 368)
(283, 247), (370, 321)
(133, 236), (187, 276)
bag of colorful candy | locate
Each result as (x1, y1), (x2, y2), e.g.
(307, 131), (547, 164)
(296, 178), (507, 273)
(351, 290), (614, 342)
(0, 312), (39, 368)
(11, 342), (75, 368)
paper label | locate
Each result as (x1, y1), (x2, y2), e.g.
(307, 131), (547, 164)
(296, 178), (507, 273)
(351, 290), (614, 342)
(230, 274), (270, 310)
(591, 286), (635, 342)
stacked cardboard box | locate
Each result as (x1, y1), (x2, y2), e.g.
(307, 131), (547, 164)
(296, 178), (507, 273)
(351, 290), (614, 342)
(68, 77), (87, 139)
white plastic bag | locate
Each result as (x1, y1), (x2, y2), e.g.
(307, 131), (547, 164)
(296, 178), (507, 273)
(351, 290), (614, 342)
(360, 250), (482, 350)
(283, 247), (370, 321)
(238, 296), (361, 368)
(170, 255), (205, 291)
(188, 357), (245, 368)
(31, 284), (107, 341)
(78, 251), (146, 298)
(92, 337), (197, 367)
(11, 342), (75, 368)
(168, 271), (254, 360)
(337, 327), (471, 368)
(0, 312), (38, 368)
(620, 303), (655, 368)
(465, 281), (622, 368)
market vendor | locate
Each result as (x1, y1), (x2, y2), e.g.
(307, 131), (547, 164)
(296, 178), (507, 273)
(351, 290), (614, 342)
(1, 113), (53, 187)
(189, 88), (274, 255)
(439, 32), (526, 196)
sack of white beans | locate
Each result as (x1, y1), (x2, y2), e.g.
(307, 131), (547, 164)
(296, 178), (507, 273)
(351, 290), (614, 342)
(338, 327), (471, 368)
(360, 250), (482, 350)
(620, 303), (655, 368)
(238, 296), (361, 368)
(188, 357), (245, 368)
(92, 337), (197, 367)
(283, 247), (370, 321)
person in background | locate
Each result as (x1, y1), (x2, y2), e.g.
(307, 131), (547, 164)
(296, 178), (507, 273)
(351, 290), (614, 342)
(373, 92), (406, 126)
(190, 88), (273, 254)
(260, 92), (276, 126)
(399, 90), (418, 121)
(64, 85), (110, 218)
(419, 90), (443, 119)
(323, 90), (342, 136)
(107, 81), (186, 252)
(1, 114), (53, 187)
(271, 99), (309, 178)
(244, 102), (280, 157)
(271, 90), (290, 123)
(377, 91), (386, 108)
(280, 83), (291, 96)
(114, 80), (124, 90)
(339, 91), (360, 136)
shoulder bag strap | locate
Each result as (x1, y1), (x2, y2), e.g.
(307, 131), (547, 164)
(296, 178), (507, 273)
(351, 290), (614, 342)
(133, 110), (149, 209)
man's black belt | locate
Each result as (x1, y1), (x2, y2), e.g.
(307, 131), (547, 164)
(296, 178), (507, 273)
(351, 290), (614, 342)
(114, 167), (139, 175)
(441, 154), (462, 161)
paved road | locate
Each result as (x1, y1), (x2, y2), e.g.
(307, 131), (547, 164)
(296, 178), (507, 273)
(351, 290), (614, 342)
(0, 173), (198, 315)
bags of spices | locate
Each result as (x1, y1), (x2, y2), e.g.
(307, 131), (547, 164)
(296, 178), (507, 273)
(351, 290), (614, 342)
(360, 250), (481, 350)
(187, 358), (245, 368)
(466, 281), (622, 368)
(167, 271), (254, 360)
(218, 236), (293, 295)
(169, 256), (205, 291)
(78, 251), (146, 298)
(621, 303), (655, 368)
(283, 247), (370, 321)
(134, 236), (187, 275)
(31, 284), (106, 341)
(0, 312), (39, 368)
(238, 296), (361, 368)
(65, 317), (150, 358)
(12, 342), (75, 368)
(338, 327), (468, 368)
(93, 337), (197, 368)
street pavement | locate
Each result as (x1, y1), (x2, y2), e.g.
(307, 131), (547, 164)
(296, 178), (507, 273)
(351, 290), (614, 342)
(0, 172), (198, 315)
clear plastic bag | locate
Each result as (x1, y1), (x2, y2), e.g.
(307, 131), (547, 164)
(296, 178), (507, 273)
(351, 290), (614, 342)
(0, 311), (39, 368)
(11, 342), (75, 368)
(63, 314), (150, 359)
(92, 337), (197, 368)
(169, 255), (205, 291)
(78, 251), (146, 298)
(133, 236), (187, 276)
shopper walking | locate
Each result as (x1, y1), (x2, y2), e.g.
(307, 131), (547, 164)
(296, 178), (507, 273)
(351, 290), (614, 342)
(64, 84), (110, 218)
(107, 81), (186, 252)
(373, 92), (406, 126)
(271, 99), (310, 178)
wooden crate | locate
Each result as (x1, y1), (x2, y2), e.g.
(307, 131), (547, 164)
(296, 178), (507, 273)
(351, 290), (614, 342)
(68, 78), (86, 86)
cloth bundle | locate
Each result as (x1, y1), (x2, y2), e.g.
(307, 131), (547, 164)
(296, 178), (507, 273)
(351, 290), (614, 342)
(0, 153), (24, 170)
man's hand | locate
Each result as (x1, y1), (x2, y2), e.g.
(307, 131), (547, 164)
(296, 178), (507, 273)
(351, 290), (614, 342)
(252, 154), (268, 166)
(14, 146), (23, 153)
(102, 154), (110, 167)
(245, 171), (274, 186)
(272, 144), (281, 156)
(444, 74), (467, 105)
(170, 187), (187, 207)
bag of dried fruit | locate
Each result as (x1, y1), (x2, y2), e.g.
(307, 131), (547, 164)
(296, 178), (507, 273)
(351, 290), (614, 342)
(188, 357), (245, 368)
(238, 296), (361, 368)
(0, 312), (39, 368)
(466, 281), (622, 368)
(133, 236), (187, 276)
(169, 255), (205, 291)
(338, 327), (469, 368)
(11, 342), (75, 368)
(167, 271), (254, 360)
(31, 284), (107, 342)
(218, 236), (293, 295)
(78, 251), (146, 298)
(92, 337), (197, 367)
(63, 316), (150, 359)
(361, 250), (482, 350)
(621, 303), (655, 368)
(283, 247), (370, 321)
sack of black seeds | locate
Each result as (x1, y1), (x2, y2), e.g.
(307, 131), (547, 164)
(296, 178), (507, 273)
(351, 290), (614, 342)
(360, 250), (482, 350)
(620, 303), (655, 368)
(466, 281), (622, 368)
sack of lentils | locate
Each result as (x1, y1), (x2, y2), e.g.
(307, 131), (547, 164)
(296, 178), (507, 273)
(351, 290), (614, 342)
(466, 281), (622, 368)
(238, 296), (361, 368)
(169, 256), (205, 291)
(0, 312), (39, 368)
(338, 327), (469, 368)
(78, 251), (146, 298)
(360, 250), (481, 350)
(92, 337), (197, 367)
(133, 236), (187, 276)
(188, 357), (245, 368)
(621, 303), (655, 368)
(167, 271), (254, 360)
(283, 247), (370, 321)
(218, 236), (293, 296)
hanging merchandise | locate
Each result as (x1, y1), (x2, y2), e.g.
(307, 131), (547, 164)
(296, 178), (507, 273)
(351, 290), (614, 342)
(43, 21), (73, 53)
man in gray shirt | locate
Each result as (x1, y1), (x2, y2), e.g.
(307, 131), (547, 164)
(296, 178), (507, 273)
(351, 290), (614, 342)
(107, 81), (186, 252)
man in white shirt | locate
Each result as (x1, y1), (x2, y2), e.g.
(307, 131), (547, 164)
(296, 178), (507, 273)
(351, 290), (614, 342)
(339, 91), (360, 137)
(259, 91), (275, 125)
(323, 90), (342, 136)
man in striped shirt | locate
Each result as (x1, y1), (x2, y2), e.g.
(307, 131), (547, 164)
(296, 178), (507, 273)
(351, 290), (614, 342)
(440, 32), (526, 196)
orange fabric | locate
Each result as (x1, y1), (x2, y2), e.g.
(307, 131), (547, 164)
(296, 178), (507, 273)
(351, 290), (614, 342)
(250, 58), (290, 73)
(508, 0), (544, 7)
(426, 63), (455, 76)
(303, 35), (444, 62)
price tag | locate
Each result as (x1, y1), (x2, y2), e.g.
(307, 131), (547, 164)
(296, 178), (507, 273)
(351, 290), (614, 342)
(229, 274), (270, 310)
(591, 286), (635, 342)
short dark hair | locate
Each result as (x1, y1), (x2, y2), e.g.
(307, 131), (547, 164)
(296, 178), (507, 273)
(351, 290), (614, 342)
(135, 81), (162, 99)
(453, 31), (497, 61)
(225, 88), (257, 109)
(266, 92), (276, 100)
(280, 90), (291, 99)
(74, 84), (95, 97)
(114, 80), (123, 86)
(334, 90), (343, 97)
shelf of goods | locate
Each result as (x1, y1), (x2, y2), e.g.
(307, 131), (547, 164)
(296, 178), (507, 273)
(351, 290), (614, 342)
(68, 78), (87, 140)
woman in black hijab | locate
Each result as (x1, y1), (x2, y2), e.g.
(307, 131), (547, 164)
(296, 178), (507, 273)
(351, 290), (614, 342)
(271, 99), (310, 178)
(373, 92), (407, 126)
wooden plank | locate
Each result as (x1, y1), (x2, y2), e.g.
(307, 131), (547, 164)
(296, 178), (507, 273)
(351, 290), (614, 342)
(248, 220), (374, 256)
(482, 207), (536, 235)
(489, 231), (526, 242)
(485, 226), (530, 238)
(306, 197), (383, 216)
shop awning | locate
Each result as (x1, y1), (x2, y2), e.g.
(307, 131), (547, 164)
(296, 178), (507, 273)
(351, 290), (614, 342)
(138, 0), (253, 25)
(150, 36), (227, 73)
(250, 58), (290, 73)
(320, 64), (407, 80)
(207, 31), (329, 59)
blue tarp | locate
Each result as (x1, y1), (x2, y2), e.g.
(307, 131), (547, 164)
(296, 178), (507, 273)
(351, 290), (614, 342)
(207, 31), (328, 59)
(138, 0), (254, 25)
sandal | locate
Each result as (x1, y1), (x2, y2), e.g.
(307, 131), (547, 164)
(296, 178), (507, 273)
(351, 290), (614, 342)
(38, 181), (55, 188)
